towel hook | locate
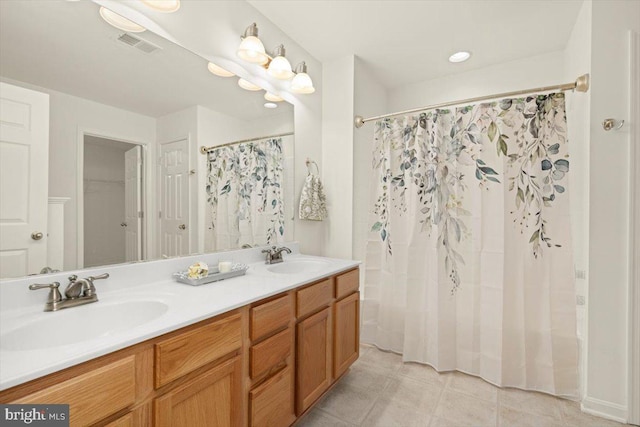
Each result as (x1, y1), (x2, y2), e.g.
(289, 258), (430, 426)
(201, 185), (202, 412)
(305, 158), (319, 175)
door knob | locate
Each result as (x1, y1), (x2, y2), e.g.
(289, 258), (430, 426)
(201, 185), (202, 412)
(31, 232), (43, 240)
(121, 222), (128, 227)
(178, 224), (186, 230)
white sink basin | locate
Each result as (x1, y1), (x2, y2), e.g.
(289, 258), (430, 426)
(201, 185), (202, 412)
(1, 300), (169, 351)
(267, 259), (331, 275)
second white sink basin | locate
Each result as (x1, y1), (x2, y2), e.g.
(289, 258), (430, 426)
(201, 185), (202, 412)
(267, 259), (331, 275)
(1, 300), (169, 351)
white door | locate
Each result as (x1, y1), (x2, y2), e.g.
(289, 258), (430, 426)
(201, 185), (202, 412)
(0, 82), (49, 278)
(124, 145), (142, 262)
(160, 139), (189, 258)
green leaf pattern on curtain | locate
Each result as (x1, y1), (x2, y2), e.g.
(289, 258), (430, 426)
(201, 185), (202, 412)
(371, 93), (569, 293)
(206, 138), (285, 247)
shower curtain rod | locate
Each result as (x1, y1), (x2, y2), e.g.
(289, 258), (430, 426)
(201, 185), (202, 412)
(354, 73), (590, 128)
(200, 132), (294, 154)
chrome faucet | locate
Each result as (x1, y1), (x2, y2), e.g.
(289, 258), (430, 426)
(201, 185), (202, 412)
(262, 246), (292, 264)
(30, 273), (109, 312)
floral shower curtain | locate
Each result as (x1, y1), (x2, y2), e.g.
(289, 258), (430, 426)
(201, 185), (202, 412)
(362, 93), (578, 396)
(206, 137), (285, 251)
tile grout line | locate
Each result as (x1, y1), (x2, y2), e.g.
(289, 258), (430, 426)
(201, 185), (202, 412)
(426, 372), (451, 427)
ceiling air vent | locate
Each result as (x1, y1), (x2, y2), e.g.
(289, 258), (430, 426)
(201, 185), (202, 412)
(117, 33), (161, 54)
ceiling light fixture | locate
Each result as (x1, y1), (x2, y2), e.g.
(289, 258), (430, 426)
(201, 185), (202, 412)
(291, 62), (315, 94)
(264, 92), (283, 102)
(208, 62), (234, 77)
(140, 0), (180, 13)
(238, 78), (261, 91)
(449, 51), (471, 63)
(264, 102), (278, 109)
(237, 23), (269, 65)
(99, 7), (146, 33)
(267, 45), (294, 80)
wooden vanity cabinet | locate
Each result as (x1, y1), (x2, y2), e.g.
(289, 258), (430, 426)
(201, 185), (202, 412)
(248, 293), (296, 427)
(0, 267), (360, 427)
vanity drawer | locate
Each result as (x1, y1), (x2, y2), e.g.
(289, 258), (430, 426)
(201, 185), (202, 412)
(250, 327), (292, 380)
(155, 313), (242, 388)
(13, 356), (136, 426)
(250, 294), (292, 342)
(335, 269), (359, 300)
(296, 279), (332, 319)
(249, 365), (295, 427)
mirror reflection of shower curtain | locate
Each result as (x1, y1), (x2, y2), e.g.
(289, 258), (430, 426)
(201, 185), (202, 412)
(361, 93), (578, 397)
(206, 137), (285, 251)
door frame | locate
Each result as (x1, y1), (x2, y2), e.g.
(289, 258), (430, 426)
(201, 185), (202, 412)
(76, 128), (152, 269)
(628, 29), (640, 427)
(157, 135), (191, 258)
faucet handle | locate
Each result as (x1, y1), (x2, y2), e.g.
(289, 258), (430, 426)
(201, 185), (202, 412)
(88, 273), (109, 281)
(68, 274), (78, 283)
(29, 282), (60, 291)
(29, 282), (63, 305)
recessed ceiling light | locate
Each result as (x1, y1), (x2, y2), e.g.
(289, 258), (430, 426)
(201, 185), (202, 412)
(237, 78), (261, 91)
(140, 0), (181, 13)
(99, 7), (146, 33)
(264, 92), (283, 102)
(207, 62), (234, 77)
(264, 102), (278, 109)
(449, 51), (471, 63)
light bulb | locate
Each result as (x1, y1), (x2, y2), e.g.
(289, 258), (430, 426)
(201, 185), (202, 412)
(99, 7), (146, 32)
(264, 92), (283, 102)
(238, 78), (262, 91)
(291, 72), (315, 94)
(140, 0), (180, 13)
(207, 62), (234, 77)
(267, 45), (294, 80)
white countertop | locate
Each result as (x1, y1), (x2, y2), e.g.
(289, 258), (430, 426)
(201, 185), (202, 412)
(0, 246), (359, 391)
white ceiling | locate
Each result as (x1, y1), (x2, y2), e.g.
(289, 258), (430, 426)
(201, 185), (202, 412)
(248, 0), (584, 89)
(0, 0), (292, 120)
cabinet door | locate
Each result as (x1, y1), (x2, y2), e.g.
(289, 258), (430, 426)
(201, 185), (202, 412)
(296, 307), (331, 415)
(249, 366), (295, 427)
(334, 292), (360, 378)
(154, 357), (242, 427)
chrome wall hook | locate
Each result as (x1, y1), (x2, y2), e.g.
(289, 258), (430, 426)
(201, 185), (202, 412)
(602, 118), (625, 131)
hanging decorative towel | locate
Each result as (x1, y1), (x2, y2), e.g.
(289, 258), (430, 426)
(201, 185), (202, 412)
(298, 159), (328, 221)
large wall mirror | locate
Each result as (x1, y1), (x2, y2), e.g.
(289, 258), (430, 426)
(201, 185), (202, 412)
(0, 0), (295, 279)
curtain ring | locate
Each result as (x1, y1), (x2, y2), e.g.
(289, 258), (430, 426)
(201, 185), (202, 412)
(602, 118), (624, 131)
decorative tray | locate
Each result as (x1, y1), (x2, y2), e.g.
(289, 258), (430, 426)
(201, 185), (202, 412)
(172, 263), (249, 286)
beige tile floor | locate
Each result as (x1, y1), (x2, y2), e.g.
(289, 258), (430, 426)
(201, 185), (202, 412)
(299, 345), (629, 427)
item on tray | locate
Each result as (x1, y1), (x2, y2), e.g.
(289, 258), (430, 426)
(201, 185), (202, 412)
(187, 261), (208, 279)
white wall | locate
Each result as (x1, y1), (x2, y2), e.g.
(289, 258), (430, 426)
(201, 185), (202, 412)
(563, 0), (592, 399)
(322, 56), (355, 259)
(583, 0), (640, 421)
(353, 57), (387, 275)
(388, 51), (565, 111)
(83, 141), (128, 267)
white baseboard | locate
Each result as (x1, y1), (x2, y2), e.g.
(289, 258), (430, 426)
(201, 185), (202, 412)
(581, 396), (628, 424)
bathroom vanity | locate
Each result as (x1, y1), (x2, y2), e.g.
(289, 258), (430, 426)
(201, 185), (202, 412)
(0, 247), (360, 426)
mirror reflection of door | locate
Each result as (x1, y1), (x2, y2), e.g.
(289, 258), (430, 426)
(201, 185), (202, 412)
(83, 136), (144, 268)
(0, 82), (49, 278)
(159, 139), (190, 258)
